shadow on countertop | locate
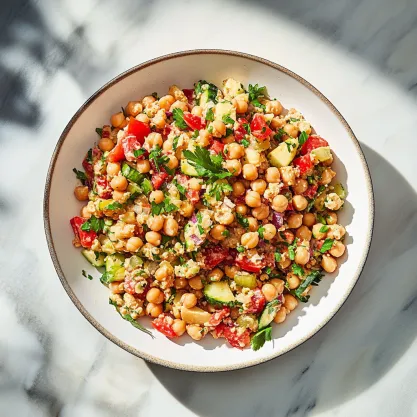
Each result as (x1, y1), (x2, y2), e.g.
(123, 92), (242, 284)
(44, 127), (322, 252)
(148, 143), (417, 416)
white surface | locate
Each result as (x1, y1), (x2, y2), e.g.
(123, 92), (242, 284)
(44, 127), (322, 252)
(2, 0), (417, 415)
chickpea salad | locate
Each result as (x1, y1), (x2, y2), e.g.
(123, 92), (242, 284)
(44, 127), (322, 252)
(71, 78), (347, 350)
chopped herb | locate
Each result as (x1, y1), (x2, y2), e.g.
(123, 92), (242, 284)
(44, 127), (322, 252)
(285, 141), (292, 153)
(289, 118), (299, 122)
(274, 128), (286, 140)
(148, 146), (174, 175)
(222, 114), (235, 125)
(72, 168), (88, 185)
(292, 264), (304, 277)
(105, 201), (123, 211)
(192, 130), (200, 138)
(222, 230), (230, 237)
(167, 288), (177, 304)
(248, 84), (268, 110)
(95, 127), (103, 136)
(208, 125), (213, 134)
(317, 213), (327, 224)
(288, 239), (298, 261)
(274, 252), (282, 262)
(251, 326), (272, 351)
(298, 131), (308, 146)
(197, 224), (205, 234)
(320, 238), (334, 253)
(241, 139), (250, 148)
(225, 127), (234, 137)
(86, 148), (93, 163)
(151, 197), (178, 215)
(172, 136), (180, 151)
(173, 179), (186, 196)
(205, 108), (214, 121)
(179, 256), (186, 265)
(265, 266), (272, 275)
(133, 149), (146, 158)
(161, 235), (172, 246)
(151, 92), (159, 99)
(307, 176), (315, 185)
(208, 181), (233, 200)
(258, 226), (265, 239)
(141, 178), (153, 194)
(81, 215), (105, 233)
(194, 80), (219, 104)
(319, 225), (329, 233)
(243, 123), (251, 134)
(82, 270), (93, 280)
(237, 245), (245, 253)
(291, 270), (323, 302)
(261, 126), (266, 134)
(318, 185), (326, 194)
(172, 108), (188, 129)
(236, 213), (249, 229)
(306, 198), (315, 212)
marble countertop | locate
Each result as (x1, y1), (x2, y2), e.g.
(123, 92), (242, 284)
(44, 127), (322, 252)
(2, 0), (417, 416)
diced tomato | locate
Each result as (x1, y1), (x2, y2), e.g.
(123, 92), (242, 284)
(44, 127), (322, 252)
(250, 114), (272, 141)
(234, 118), (249, 142)
(224, 248), (238, 265)
(293, 154), (314, 175)
(202, 246), (229, 269)
(263, 252), (276, 268)
(124, 279), (150, 298)
(151, 171), (169, 190)
(208, 307), (230, 327)
(235, 257), (264, 273)
(82, 148), (101, 185)
(183, 113), (206, 130)
(126, 118), (151, 144)
(70, 216), (96, 248)
(316, 240), (324, 251)
(215, 323), (251, 349)
(121, 135), (143, 162)
(286, 202), (294, 211)
(107, 140), (125, 163)
(152, 314), (178, 338)
(246, 289), (266, 314)
(95, 175), (112, 199)
(186, 189), (200, 204)
(301, 135), (329, 155)
(209, 140), (224, 155)
(183, 88), (194, 103)
(162, 124), (172, 137)
(304, 184), (318, 199)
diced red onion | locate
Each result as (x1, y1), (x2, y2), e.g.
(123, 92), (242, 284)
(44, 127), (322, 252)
(272, 211), (284, 229)
(190, 234), (203, 245)
(165, 111), (173, 117)
(191, 214), (197, 224)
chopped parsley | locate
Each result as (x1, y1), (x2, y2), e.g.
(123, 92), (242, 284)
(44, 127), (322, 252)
(192, 130), (199, 138)
(251, 326), (272, 351)
(167, 288), (177, 304)
(173, 179), (186, 196)
(320, 238), (334, 253)
(82, 270), (93, 280)
(243, 123), (251, 134)
(274, 252), (282, 262)
(274, 128), (286, 140)
(292, 264), (304, 277)
(205, 108), (214, 121)
(222, 229), (230, 237)
(288, 239), (298, 261)
(307, 175), (315, 185)
(290, 270), (323, 302)
(265, 266), (272, 275)
(151, 197), (178, 215)
(222, 114), (235, 125)
(236, 213), (249, 229)
(86, 148), (93, 163)
(248, 83), (268, 109)
(172, 108), (188, 129)
(172, 136), (180, 151)
(241, 139), (250, 148)
(72, 168), (88, 185)
(289, 117), (299, 122)
(133, 149), (146, 158)
(81, 215), (105, 233)
(258, 226), (265, 239)
(298, 131), (308, 146)
(149, 146), (173, 174)
(225, 127), (234, 137)
(237, 245), (245, 253)
(95, 127), (103, 136)
(105, 201), (123, 211)
(208, 181), (233, 200)
(141, 178), (153, 194)
(319, 225), (329, 233)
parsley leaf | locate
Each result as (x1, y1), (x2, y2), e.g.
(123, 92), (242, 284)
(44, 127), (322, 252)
(320, 238), (334, 253)
(222, 229), (230, 237)
(274, 128), (286, 140)
(298, 131), (308, 146)
(167, 288), (177, 304)
(317, 213), (327, 224)
(82, 270), (93, 280)
(248, 84), (269, 106)
(222, 114), (235, 125)
(173, 179), (186, 196)
(173, 108), (188, 129)
(274, 252), (282, 262)
(105, 201), (123, 211)
(151, 197), (178, 216)
(319, 225), (329, 233)
(205, 108), (214, 121)
(285, 141), (292, 153)
(241, 139), (250, 148)
(258, 226), (265, 239)
(95, 127), (103, 136)
(141, 178), (153, 195)
(292, 264), (304, 277)
(243, 123), (251, 134)
(192, 130), (199, 138)
(291, 270), (323, 302)
(237, 245), (245, 253)
(149, 146), (173, 174)
(81, 215), (104, 233)
(72, 168), (88, 185)
(133, 149), (146, 158)
(86, 148), (93, 163)
(251, 326), (272, 351)
(290, 118), (299, 122)
(194, 80), (219, 104)
(288, 239), (298, 261)
(307, 176), (315, 185)
(236, 213), (249, 229)
(208, 181), (233, 201)
(172, 136), (180, 151)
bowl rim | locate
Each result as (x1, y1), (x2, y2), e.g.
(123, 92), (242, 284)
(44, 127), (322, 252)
(44, 49), (374, 372)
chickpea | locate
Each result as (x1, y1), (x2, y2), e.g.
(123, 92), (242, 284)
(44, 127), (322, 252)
(222, 135), (235, 145)
(262, 223), (277, 240)
(251, 179), (267, 194)
(147, 215), (164, 232)
(146, 302), (163, 318)
(180, 201), (194, 217)
(262, 283), (278, 302)
(136, 159), (151, 173)
(235, 99), (248, 113)
(295, 246), (310, 265)
(211, 224), (227, 240)
(330, 241), (346, 258)
(189, 276), (203, 290)
(199, 129), (212, 147)
(225, 143), (244, 159)
(321, 255), (337, 273)
(212, 120), (226, 137)
(218, 212), (234, 225)
(126, 101), (143, 117)
(280, 166), (296, 186)
(98, 138), (115, 152)
(284, 294), (298, 311)
(274, 307), (287, 324)
(80, 205), (92, 219)
(143, 95), (157, 108)
(110, 175), (128, 191)
(245, 148), (261, 166)
(158, 95), (175, 110)
(155, 263), (172, 281)
(293, 179), (308, 195)
(170, 100), (188, 113)
(292, 195), (308, 211)
(172, 319), (186, 336)
(270, 278), (285, 294)
(287, 213), (303, 229)
(247, 217), (259, 232)
(146, 288), (164, 304)
(287, 274), (301, 289)
(136, 113), (150, 124)
(236, 204), (248, 215)
(241, 232), (259, 249)
(272, 195), (288, 212)
(188, 106), (202, 117)
(182, 293), (197, 309)
(265, 167), (281, 183)
(225, 159), (242, 176)
(326, 212), (338, 225)
(121, 211), (136, 224)
(225, 265), (239, 279)
(283, 123), (298, 138)
(110, 112), (125, 128)
(109, 282), (124, 294)
(163, 218), (179, 237)
(166, 155), (179, 170)
(245, 190), (261, 208)
(145, 132), (163, 149)
(113, 191), (125, 204)
(187, 325), (203, 340)
(145, 231), (161, 246)
(320, 168), (336, 185)
(74, 186), (89, 201)
(242, 164), (258, 181)
(295, 225), (312, 241)
(252, 204), (270, 220)
(189, 178), (202, 191)
(265, 100), (283, 115)
(149, 190), (164, 204)
(312, 223), (327, 239)
(107, 162), (121, 176)
(208, 268), (224, 282)
(175, 278), (187, 289)
(303, 213), (316, 227)
(270, 117), (285, 129)
(279, 258), (291, 269)
(327, 224), (346, 240)
(126, 237), (144, 252)
(232, 181), (245, 197)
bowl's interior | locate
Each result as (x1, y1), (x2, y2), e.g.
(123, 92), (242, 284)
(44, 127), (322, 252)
(46, 51), (373, 371)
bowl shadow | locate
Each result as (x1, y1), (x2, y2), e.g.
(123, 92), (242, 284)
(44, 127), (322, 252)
(148, 143), (417, 416)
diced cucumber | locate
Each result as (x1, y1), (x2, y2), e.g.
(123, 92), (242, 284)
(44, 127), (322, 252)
(82, 250), (106, 267)
(334, 183), (346, 199)
(121, 162), (143, 184)
(234, 274), (257, 289)
(268, 138), (299, 168)
(181, 159), (199, 176)
(236, 314), (258, 331)
(203, 281), (235, 306)
(127, 182), (142, 198)
(104, 253), (126, 282)
(181, 306), (212, 325)
(215, 101), (236, 122)
(129, 255), (143, 268)
(259, 299), (281, 330)
(311, 146), (332, 162)
(141, 178), (153, 194)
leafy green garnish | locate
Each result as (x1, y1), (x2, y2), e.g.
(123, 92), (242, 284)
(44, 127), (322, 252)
(81, 215), (105, 233)
(290, 270), (323, 302)
(258, 226), (265, 239)
(236, 213), (249, 229)
(151, 92), (159, 99)
(274, 128), (286, 140)
(173, 179), (186, 196)
(288, 239), (298, 261)
(95, 127), (103, 136)
(274, 252), (282, 262)
(105, 201), (123, 211)
(205, 108), (215, 121)
(307, 176), (315, 185)
(208, 181), (233, 200)
(251, 326), (272, 351)
(237, 245), (245, 253)
(173, 108), (188, 129)
(222, 114), (235, 125)
(248, 84), (268, 109)
(72, 168), (88, 185)
(151, 197), (178, 215)
(194, 80), (219, 104)
(320, 238), (334, 253)
(292, 264), (304, 277)
(241, 139), (250, 148)
(141, 178), (153, 194)
(222, 230), (230, 237)
(243, 123), (251, 134)
(316, 213), (327, 224)
(133, 149), (146, 158)
(319, 225), (329, 233)
(183, 146), (232, 180)
(298, 131), (308, 146)
(172, 136), (180, 151)
(82, 270), (93, 280)
(86, 148), (93, 163)
(289, 118), (299, 122)
(148, 146), (173, 174)
(167, 288), (177, 304)
(318, 185), (326, 194)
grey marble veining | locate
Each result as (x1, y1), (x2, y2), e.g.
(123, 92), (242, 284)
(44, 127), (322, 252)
(1, 0), (417, 416)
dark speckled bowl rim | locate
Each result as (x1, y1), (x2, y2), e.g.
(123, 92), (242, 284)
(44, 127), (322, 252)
(44, 49), (374, 372)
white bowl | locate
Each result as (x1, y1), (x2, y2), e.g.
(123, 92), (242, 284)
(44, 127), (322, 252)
(44, 50), (374, 372)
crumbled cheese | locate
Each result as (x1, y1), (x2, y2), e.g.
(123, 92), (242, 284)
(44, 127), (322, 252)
(263, 182), (283, 201)
(324, 193), (343, 211)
